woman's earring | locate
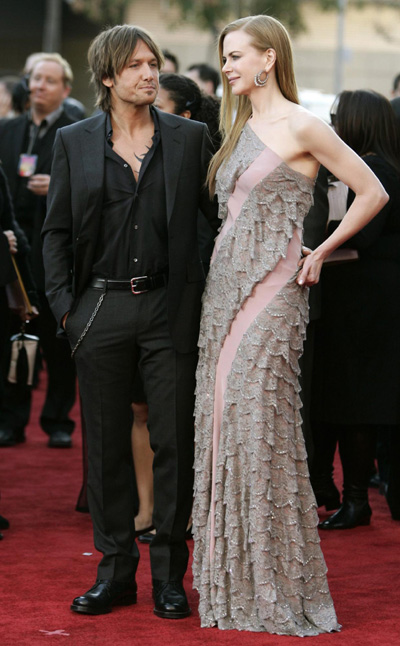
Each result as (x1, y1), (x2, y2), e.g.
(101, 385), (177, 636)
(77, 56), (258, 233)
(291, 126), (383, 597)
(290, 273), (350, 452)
(254, 70), (269, 87)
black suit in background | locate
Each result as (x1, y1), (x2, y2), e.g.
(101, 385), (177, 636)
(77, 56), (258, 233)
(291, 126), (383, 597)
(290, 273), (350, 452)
(0, 164), (38, 416)
(311, 156), (400, 522)
(0, 112), (77, 441)
(300, 167), (329, 463)
(42, 109), (219, 583)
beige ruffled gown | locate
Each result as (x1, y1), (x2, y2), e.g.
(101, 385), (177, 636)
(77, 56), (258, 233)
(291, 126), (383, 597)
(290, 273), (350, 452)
(192, 124), (340, 636)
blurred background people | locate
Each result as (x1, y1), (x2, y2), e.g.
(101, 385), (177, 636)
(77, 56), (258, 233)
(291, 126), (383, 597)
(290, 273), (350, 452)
(157, 73), (220, 156)
(161, 49), (179, 73)
(0, 76), (22, 119)
(128, 74), (221, 542)
(391, 72), (400, 98)
(0, 53), (78, 448)
(185, 63), (220, 97)
(0, 161), (39, 536)
(23, 52), (86, 120)
(300, 168), (330, 464)
(311, 89), (400, 529)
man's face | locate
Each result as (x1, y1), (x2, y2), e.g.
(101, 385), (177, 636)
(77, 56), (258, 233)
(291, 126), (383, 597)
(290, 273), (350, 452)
(186, 68), (214, 96)
(103, 40), (159, 109)
(29, 61), (70, 115)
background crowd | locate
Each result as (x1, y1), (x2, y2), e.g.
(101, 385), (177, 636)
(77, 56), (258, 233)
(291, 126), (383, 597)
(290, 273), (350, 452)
(1, 40), (399, 547)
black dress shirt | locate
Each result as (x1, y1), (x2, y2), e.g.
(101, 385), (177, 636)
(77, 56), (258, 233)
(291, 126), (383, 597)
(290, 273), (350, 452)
(92, 109), (168, 279)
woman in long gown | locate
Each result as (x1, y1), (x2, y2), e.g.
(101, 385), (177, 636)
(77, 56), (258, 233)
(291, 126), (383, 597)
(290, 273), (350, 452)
(192, 15), (388, 636)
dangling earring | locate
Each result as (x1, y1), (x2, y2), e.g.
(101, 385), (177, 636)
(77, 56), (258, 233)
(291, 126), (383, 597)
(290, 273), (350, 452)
(254, 70), (268, 87)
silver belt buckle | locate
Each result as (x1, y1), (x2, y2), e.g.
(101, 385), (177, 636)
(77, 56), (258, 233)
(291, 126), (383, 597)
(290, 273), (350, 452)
(130, 275), (148, 294)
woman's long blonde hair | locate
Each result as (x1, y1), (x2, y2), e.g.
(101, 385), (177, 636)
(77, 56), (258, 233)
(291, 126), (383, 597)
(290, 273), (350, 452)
(208, 15), (299, 195)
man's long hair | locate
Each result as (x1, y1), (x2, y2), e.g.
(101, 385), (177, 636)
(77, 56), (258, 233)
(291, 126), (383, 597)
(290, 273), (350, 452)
(88, 24), (164, 113)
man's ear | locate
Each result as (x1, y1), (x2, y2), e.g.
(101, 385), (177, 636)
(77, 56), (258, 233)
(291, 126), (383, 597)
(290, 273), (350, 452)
(102, 76), (114, 88)
(63, 85), (71, 100)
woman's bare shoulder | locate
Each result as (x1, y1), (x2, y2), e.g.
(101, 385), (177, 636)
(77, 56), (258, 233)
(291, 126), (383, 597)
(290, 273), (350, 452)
(287, 105), (327, 134)
(287, 105), (336, 151)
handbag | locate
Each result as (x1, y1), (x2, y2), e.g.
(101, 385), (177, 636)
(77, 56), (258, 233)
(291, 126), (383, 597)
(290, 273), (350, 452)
(7, 329), (39, 388)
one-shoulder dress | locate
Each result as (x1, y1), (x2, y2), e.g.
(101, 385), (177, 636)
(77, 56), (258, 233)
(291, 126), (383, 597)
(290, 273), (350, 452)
(192, 124), (340, 636)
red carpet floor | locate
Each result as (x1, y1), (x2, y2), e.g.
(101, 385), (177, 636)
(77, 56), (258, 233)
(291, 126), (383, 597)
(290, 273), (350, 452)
(1, 375), (400, 645)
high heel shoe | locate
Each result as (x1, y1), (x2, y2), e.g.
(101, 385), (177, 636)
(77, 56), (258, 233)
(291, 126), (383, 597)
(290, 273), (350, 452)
(134, 524), (154, 538)
(318, 499), (372, 530)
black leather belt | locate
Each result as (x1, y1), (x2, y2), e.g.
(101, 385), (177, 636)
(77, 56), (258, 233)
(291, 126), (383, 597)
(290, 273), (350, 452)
(89, 272), (168, 294)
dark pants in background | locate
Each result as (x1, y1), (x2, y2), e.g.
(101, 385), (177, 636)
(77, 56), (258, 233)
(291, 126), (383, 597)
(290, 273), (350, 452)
(0, 292), (76, 438)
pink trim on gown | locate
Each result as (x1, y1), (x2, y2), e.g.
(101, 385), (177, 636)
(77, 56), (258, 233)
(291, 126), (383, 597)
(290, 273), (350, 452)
(210, 229), (301, 556)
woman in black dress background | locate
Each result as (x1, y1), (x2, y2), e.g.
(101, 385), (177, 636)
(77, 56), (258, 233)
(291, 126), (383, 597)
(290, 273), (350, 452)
(311, 90), (400, 528)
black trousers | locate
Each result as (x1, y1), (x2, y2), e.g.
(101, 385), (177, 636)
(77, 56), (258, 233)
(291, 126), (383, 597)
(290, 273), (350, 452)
(67, 285), (196, 583)
(0, 292), (76, 436)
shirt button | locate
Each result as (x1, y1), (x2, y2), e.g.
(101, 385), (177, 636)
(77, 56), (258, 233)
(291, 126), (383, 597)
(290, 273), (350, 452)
(123, 163), (128, 168)
(134, 224), (138, 230)
(133, 258), (138, 262)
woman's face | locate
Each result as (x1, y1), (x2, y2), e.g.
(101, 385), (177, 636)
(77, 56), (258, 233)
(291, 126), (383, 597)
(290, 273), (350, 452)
(154, 86), (177, 114)
(221, 29), (268, 96)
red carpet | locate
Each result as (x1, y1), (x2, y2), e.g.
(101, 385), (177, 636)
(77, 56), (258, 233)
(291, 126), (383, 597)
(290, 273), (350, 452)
(1, 375), (400, 645)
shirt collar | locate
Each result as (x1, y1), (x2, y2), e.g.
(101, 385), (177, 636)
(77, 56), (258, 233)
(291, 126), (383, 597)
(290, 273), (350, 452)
(105, 106), (160, 146)
(29, 105), (64, 129)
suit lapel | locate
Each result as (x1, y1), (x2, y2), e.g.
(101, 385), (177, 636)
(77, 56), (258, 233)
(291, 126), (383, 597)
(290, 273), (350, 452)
(7, 117), (28, 195)
(78, 113), (106, 237)
(156, 109), (184, 224)
(13, 118), (28, 166)
(35, 112), (75, 174)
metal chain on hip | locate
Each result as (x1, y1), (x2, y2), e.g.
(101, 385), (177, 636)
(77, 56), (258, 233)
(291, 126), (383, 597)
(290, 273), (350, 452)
(70, 292), (106, 359)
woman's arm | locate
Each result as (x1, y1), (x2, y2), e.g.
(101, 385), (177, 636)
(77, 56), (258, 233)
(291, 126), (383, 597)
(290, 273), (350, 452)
(293, 113), (388, 286)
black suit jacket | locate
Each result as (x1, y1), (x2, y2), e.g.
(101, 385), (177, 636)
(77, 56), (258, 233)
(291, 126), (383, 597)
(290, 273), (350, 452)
(0, 111), (76, 291)
(42, 109), (219, 353)
(0, 164), (37, 302)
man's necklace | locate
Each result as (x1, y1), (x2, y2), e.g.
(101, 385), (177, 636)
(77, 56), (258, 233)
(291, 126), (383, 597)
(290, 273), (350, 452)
(132, 145), (151, 176)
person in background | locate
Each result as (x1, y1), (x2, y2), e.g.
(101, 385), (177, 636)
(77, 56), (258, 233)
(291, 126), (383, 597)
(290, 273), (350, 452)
(311, 90), (400, 530)
(0, 76), (21, 119)
(0, 52), (77, 448)
(132, 73), (221, 543)
(161, 49), (179, 73)
(299, 168), (329, 464)
(391, 72), (400, 98)
(186, 63), (220, 97)
(0, 162), (39, 537)
(23, 52), (86, 120)
(382, 95), (400, 523)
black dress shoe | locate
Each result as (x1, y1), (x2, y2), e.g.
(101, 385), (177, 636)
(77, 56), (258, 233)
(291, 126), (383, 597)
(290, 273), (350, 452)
(313, 483), (341, 511)
(153, 580), (191, 619)
(0, 515), (10, 530)
(71, 579), (137, 615)
(48, 430), (72, 448)
(0, 428), (25, 447)
(319, 499), (372, 530)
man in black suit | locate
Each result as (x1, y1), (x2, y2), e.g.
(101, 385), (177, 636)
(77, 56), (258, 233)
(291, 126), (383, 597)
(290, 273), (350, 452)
(0, 53), (77, 448)
(42, 25), (218, 618)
